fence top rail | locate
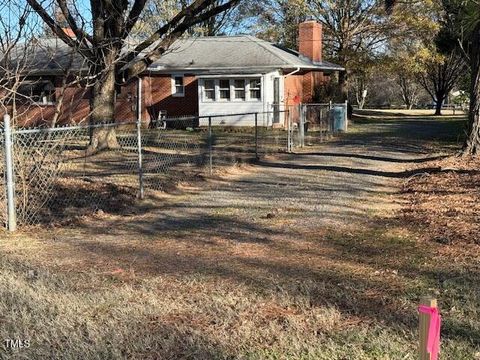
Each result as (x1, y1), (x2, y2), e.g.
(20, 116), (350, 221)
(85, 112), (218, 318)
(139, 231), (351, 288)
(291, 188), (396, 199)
(8, 109), (291, 134)
(197, 110), (288, 119)
(12, 120), (137, 135)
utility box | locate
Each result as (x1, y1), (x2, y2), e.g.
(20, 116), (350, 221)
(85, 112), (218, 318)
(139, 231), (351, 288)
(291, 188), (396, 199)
(331, 106), (347, 132)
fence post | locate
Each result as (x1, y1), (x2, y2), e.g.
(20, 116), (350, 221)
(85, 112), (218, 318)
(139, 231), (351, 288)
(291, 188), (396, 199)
(344, 99), (349, 132)
(208, 116), (213, 175)
(329, 101), (334, 133)
(299, 104), (305, 148)
(254, 112), (259, 160)
(419, 297), (437, 360)
(287, 109), (291, 153)
(136, 78), (144, 199)
(4, 114), (16, 231)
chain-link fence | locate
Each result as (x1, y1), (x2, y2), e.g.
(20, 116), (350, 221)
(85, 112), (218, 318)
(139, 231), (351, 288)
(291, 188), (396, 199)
(284, 102), (348, 150)
(0, 110), (288, 229)
(0, 104), (349, 229)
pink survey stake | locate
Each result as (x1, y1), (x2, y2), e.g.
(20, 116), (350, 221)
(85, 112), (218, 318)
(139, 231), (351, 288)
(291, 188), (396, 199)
(418, 305), (441, 360)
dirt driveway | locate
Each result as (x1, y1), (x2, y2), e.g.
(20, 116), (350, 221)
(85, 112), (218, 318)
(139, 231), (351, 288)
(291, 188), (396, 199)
(99, 117), (455, 236)
(2, 116), (476, 359)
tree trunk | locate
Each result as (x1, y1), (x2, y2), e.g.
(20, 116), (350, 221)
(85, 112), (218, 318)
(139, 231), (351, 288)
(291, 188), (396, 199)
(338, 70), (348, 102)
(463, 24), (480, 156)
(87, 58), (120, 154)
(404, 97), (411, 110)
(434, 93), (445, 116)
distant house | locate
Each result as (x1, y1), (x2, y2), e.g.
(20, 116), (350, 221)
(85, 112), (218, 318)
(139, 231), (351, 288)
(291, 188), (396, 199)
(8, 21), (344, 127)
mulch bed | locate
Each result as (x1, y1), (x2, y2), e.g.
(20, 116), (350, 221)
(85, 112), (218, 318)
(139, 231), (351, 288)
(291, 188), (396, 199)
(402, 156), (480, 244)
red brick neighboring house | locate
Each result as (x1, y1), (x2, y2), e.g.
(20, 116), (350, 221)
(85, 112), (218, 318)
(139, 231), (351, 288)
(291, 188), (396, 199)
(8, 21), (343, 127)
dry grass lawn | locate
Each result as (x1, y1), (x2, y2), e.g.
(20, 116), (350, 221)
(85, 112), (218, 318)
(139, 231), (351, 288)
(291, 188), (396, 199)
(0, 115), (479, 359)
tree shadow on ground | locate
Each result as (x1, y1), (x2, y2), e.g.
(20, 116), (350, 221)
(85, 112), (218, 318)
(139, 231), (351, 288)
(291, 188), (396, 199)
(256, 160), (478, 179)
(297, 152), (447, 163)
(17, 115), (479, 353)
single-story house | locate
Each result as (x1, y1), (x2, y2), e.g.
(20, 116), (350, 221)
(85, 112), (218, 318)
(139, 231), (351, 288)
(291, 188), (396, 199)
(7, 21), (344, 128)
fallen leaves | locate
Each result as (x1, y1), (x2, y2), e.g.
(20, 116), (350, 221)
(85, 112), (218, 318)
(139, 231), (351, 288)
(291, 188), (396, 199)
(402, 156), (480, 244)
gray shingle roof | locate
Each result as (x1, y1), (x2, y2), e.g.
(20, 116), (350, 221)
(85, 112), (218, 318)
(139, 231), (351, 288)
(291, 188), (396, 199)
(12, 35), (344, 75)
(9, 38), (90, 74)
(148, 35), (344, 73)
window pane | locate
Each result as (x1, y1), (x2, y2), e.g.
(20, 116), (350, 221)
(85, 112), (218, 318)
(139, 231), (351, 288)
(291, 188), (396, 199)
(219, 80), (230, 89)
(235, 90), (245, 99)
(249, 78), (261, 99)
(175, 77), (183, 86)
(233, 79), (245, 100)
(249, 79), (260, 89)
(250, 90), (260, 99)
(234, 79), (245, 89)
(204, 80), (215, 90)
(219, 79), (230, 100)
(220, 90), (230, 99)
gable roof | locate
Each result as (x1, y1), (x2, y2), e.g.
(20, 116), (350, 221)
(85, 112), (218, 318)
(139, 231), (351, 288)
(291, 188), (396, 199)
(10, 35), (344, 76)
(148, 35), (344, 74)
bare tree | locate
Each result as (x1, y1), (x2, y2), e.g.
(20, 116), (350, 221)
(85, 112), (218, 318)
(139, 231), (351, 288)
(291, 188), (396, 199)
(26, 0), (239, 151)
(309, 0), (396, 101)
(0, 1), (34, 124)
(418, 51), (467, 115)
(397, 74), (421, 109)
(386, 0), (480, 155)
(133, 0), (241, 37)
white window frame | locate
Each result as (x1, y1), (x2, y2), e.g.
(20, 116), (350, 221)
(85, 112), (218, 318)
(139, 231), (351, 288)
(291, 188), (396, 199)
(200, 77), (262, 103)
(171, 75), (185, 97)
(203, 79), (216, 102)
(233, 79), (246, 101)
(248, 78), (262, 101)
(218, 79), (231, 101)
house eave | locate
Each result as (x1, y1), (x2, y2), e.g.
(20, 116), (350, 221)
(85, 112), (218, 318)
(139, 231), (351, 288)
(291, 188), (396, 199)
(145, 64), (345, 75)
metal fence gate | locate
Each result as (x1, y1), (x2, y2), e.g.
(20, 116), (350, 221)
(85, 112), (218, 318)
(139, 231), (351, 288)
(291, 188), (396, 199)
(284, 101), (348, 151)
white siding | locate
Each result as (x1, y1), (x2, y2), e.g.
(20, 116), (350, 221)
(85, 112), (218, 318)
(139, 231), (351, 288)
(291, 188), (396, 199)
(198, 71), (281, 126)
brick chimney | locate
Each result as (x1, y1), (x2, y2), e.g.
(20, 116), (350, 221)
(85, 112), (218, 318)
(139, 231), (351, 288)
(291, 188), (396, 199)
(54, 5), (75, 38)
(298, 21), (322, 63)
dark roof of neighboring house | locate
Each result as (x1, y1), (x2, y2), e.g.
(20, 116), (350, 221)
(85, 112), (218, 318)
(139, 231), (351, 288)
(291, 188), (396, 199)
(11, 35), (344, 75)
(147, 36), (344, 74)
(9, 38), (91, 74)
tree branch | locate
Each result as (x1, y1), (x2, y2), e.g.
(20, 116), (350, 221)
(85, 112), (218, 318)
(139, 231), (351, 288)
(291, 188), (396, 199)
(26, 0), (92, 59)
(123, 0), (148, 39)
(57, 0), (93, 44)
(122, 0), (239, 78)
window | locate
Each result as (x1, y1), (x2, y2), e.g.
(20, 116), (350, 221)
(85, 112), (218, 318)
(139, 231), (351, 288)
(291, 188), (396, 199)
(234, 79), (245, 100)
(249, 79), (261, 100)
(219, 80), (230, 100)
(201, 78), (262, 102)
(17, 80), (56, 105)
(172, 76), (184, 97)
(204, 80), (215, 101)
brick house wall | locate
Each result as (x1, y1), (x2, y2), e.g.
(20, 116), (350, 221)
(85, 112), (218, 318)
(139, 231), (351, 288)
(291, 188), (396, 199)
(142, 74), (198, 121)
(284, 71), (328, 107)
(6, 85), (90, 127)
